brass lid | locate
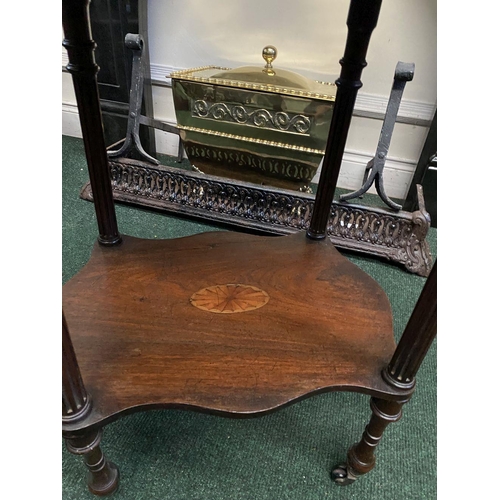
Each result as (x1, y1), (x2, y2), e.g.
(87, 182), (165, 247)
(170, 46), (336, 102)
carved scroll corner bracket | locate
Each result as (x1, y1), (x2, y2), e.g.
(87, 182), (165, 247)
(405, 184), (434, 276)
(78, 159), (433, 277)
(327, 184), (433, 278)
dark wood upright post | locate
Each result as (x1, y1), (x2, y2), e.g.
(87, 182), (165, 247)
(63, 311), (91, 422)
(307, 0), (382, 240)
(62, 311), (119, 496)
(333, 262), (437, 485)
(384, 262), (437, 388)
(62, 0), (121, 246)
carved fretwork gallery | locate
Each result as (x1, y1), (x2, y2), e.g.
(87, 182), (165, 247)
(62, 0), (436, 495)
(81, 159), (432, 276)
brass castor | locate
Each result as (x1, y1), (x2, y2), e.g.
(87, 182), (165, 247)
(331, 464), (357, 486)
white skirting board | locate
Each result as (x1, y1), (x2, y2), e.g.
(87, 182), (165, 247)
(62, 102), (83, 139)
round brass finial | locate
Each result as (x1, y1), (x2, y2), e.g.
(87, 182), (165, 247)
(262, 45), (278, 73)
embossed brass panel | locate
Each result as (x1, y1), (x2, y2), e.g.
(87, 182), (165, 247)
(171, 47), (336, 191)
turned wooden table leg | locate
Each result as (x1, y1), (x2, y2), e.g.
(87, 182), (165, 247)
(63, 311), (119, 495)
(332, 397), (407, 485)
(333, 262), (437, 485)
(64, 429), (119, 496)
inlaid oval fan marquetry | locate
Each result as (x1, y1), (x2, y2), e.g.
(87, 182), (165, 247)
(190, 284), (270, 314)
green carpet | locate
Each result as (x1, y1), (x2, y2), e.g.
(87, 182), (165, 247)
(62, 135), (437, 500)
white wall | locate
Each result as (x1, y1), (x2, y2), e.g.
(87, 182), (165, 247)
(62, 0), (436, 199)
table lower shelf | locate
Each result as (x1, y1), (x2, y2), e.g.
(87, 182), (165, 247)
(63, 231), (411, 432)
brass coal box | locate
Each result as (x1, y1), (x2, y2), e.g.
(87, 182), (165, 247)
(171, 47), (336, 191)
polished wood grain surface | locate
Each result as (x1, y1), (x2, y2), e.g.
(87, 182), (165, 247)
(63, 231), (406, 430)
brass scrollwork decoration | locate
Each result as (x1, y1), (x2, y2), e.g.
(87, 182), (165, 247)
(192, 100), (311, 134)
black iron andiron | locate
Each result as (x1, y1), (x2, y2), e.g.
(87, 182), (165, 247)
(107, 34), (183, 164)
(340, 61), (415, 210)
